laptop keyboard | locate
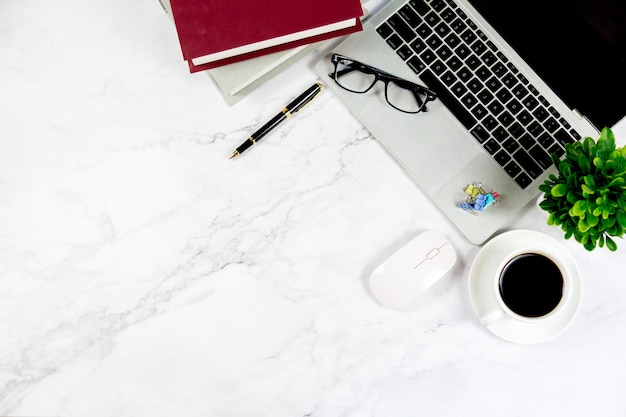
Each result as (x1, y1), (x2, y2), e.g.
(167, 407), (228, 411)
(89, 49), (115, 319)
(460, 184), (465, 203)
(375, 0), (582, 189)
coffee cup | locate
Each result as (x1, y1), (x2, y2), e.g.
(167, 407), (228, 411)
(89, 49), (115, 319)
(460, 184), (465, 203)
(480, 248), (571, 327)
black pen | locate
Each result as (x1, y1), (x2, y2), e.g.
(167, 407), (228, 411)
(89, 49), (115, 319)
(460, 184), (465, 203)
(229, 82), (323, 159)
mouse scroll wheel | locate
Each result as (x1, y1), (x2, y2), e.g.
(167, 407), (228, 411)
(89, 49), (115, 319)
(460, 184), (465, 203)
(426, 248), (440, 259)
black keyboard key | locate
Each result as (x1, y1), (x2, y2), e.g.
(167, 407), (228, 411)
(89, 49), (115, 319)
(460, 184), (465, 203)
(515, 172), (532, 189)
(471, 125), (490, 143)
(496, 88), (512, 104)
(411, 38), (428, 54)
(484, 138), (500, 154)
(419, 69), (477, 130)
(377, 23), (393, 39)
(554, 128), (575, 146)
(503, 137), (520, 152)
(477, 89), (494, 104)
(451, 81), (467, 97)
(461, 28), (477, 44)
(438, 45), (453, 61)
(522, 95), (539, 111)
(538, 132), (555, 149)
(386, 33), (404, 50)
(485, 76), (502, 92)
(451, 17), (467, 33)
(512, 84), (528, 100)
(492, 126), (508, 142)
(425, 10), (440, 26)
(508, 121), (525, 138)
(476, 65), (491, 81)
(457, 66), (472, 82)
(483, 115), (498, 131)
(471, 104), (488, 120)
(494, 149), (511, 166)
(533, 107), (549, 122)
(431, 0), (446, 11)
(543, 116), (559, 132)
(407, 56), (426, 74)
(518, 109), (533, 125)
(431, 59), (447, 75)
(400, 5), (421, 27)
(441, 7), (456, 22)
(513, 149), (542, 178)
(420, 49), (437, 64)
(456, 45), (472, 60)
(445, 33), (461, 48)
(447, 56), (462, 71)
(505, 161), (522, 177)
(502, 73), (518, 89)
(506, 98), (523, 114)
(498, 110), (514, 126)
(416, 22), (432, 38)
(492, 62), (507, 77)
(426, 34), (443, 50)
(461, 92), (478, 108)
(529, 145), (552, 169)
(487, 100), (504, 116)
(471, 39), (487, 55)
(519, 133), (536, 149)
(388, 15), (417, 42)
(435, 22), (451, 37)
(441, 70), (457, 86)
(397, 45), (413, 60)
(481, 51), (497, 66)
(527, 120), (544, 136)
(518, 73), (530, 85)
(467, 77), (483, 93)
(410, 0), (430, 14)
(549, 143), (565, 158)
(507, 62), (519, 74)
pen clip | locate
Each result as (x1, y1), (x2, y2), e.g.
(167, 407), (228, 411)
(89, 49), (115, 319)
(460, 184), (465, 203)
(291, 82), (323, 114)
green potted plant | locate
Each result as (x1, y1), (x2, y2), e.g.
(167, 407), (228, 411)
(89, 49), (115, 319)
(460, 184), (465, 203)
(538, 127), (626, 251)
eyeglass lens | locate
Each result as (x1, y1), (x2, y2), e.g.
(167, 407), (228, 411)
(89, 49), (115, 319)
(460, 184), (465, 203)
(332, 56), (430, 113)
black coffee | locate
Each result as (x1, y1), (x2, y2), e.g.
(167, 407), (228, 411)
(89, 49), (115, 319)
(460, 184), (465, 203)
(499, 253), (564, 318)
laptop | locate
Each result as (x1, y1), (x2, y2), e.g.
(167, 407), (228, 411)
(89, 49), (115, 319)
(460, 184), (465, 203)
(315, 0), (626, 245)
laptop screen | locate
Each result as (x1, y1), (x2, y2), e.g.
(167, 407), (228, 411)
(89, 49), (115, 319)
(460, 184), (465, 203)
(467, 0), (626, 130)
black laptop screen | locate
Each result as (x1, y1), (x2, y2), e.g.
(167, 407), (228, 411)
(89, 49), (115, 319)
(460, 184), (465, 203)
(467, 0), (626, 129)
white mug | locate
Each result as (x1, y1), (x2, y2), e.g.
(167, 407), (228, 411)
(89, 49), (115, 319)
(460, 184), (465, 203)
(480, 248), (572, 327)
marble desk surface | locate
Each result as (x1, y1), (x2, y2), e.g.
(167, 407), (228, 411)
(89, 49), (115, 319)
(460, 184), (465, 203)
(2, 0), (626, 416)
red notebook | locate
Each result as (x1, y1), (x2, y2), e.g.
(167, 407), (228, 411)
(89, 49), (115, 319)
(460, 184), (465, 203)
(170, 0), (364, 72)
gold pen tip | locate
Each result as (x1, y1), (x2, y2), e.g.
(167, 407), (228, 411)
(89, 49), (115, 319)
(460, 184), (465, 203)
(229, 150), (240, 160)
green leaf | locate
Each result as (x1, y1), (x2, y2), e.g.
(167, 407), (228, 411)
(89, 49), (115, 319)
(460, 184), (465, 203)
(578, 218), (591, 233)
(551, 183), (568, 197)
(607, 177), (625, 188)
(606, 235), (618, 251)
(593, 156), (605, 169)
(578, 154), (591, 173)
(599, 127), (616, 154)
(616, 210), (626, 229)
(581, 184), (595, 195)
(571, 200), (588, 217)
(587, 214), (599, 227)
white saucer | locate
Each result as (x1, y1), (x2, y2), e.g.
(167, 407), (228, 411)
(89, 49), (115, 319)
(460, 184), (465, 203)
(468, 229), (582, 344)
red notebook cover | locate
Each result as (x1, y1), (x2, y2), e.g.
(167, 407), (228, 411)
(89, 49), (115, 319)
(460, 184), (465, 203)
(170, 0), (363, 70)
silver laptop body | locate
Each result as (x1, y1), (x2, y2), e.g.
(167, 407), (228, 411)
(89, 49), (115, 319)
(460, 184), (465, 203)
(315, 0), (603, 245)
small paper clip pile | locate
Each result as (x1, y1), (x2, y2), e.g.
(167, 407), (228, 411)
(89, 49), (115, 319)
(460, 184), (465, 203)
(458, 182), (500, 215)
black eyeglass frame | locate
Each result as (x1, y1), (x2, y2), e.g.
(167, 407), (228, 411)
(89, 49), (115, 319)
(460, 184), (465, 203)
(328, 53), (437, 114)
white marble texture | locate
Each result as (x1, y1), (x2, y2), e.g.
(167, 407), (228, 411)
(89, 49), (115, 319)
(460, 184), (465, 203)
(2, 0), (626, 416)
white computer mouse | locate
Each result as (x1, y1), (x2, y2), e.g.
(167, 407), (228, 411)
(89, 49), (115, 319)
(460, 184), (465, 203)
(369, 230), (457, 310)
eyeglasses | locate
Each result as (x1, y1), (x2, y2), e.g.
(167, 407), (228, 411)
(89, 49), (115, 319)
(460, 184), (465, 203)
(328, 54), (437, 114)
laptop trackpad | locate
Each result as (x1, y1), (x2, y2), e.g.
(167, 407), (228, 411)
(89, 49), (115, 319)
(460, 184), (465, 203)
(359, 98), (481, 193)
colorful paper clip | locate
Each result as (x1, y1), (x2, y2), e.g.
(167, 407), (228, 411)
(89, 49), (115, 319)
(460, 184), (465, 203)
(458, 183), (500, 215)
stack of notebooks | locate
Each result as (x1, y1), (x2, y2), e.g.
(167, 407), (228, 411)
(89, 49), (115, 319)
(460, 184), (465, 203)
(161, 0), (364, 104)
